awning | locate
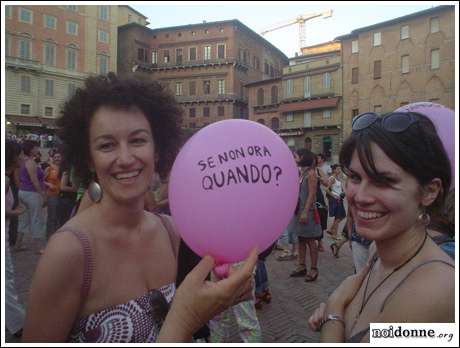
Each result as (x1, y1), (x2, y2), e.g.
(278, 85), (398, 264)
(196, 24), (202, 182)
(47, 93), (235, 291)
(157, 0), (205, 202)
(279, 97), (340, 113)
(6, 115), (58, 128)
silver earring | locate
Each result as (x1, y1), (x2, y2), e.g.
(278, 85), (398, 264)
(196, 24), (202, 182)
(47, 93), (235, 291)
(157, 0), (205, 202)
(88, 179), (102, 203)
(418, 211), (431, 226)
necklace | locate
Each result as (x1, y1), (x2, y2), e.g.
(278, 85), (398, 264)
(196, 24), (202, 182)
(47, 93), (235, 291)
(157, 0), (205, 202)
(350, 232), (428, 332)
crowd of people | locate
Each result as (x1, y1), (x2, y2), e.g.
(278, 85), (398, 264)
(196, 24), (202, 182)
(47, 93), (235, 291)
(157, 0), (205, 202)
(4, 72), (455, 343)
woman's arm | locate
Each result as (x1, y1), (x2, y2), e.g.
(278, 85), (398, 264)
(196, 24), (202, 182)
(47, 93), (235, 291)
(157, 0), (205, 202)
(60, 172), (77, 192)
(157, 248), (258, 342)
(22, 232), (84, 342)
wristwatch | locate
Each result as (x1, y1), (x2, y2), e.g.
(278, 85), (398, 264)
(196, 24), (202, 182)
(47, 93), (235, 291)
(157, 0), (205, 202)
(319, 314), (345, 330)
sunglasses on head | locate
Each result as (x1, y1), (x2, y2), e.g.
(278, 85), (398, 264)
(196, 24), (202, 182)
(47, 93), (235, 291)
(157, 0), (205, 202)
(352, 112), (420, 133)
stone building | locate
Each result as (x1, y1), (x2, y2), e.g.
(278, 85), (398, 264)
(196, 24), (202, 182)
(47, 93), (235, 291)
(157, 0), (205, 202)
(336, 5), (455, 137)
(118, 19), (288, 130)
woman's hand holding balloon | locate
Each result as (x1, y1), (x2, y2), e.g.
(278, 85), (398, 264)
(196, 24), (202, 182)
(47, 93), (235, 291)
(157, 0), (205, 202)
(157, 248), (258, 342)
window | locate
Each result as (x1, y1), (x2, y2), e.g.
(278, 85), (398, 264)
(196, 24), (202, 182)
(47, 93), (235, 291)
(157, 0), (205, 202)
(66, 21), (78, 35)
(430, 17), (439, 33)
(203, 80), (211, 94)
(352, 67), (359, 84)
(352, 40), (359, 53)
(303, 111), (312, 127)
(19, 38), (31, 59)
(163, 50), (170, 63)
(189, 122), (196, 128)
(66, 48), (77, 70)
(175, 82), (183, 96)
(19, 8), (33, 24)
(191, 31), (196, 37)
(137, 48), (147, 62)
(152, 50), (158, 64)
(219, 27), (224, 33)
(45, 79), (54, 97)
(323, 72), (331, 89)
(304, 76), (311, 97)
(204, 29), (209, 35)
(286, 112), (294, 122)
(374, 105), (382, 113)
(44, 107), (53, 117)
(401, 55), (409, 74)
(271, 86), (278, 104)
(189, 47), (197, 61)
(68, 83), (76, 97)
(218, 80), (225, 95)
(373, 60), (382, 79)
(264, 61), (269, 74)
(352, 109), (359, 118)
(98, 55), (109, 74)
(189, 108), (196, 118)
(98, 30), (109, 43)
(271, 117), (279, 130)
(269, 65), (274, 77)
(99, 5), (109, 21)
(204, 46), (211, 60)
(6, 34), (11, 56)
(44, 43), (56, 66)
(217, 44), (225, 59)
(44, 15), (57, 29)
(323, 110), (332, 119)
(431, 49), (440, 69)
(286, 79), (293, 97)
(218, 106), (225, 117)
(128, 14), (132, 22)
(189, 81), (196, 95)
(257, 88), (264, 106)
(373, 32), (381, 47)
(66, 5), (77, 11)
(203, 107), (210, 117)
(20, 75), (31, 93)
(6, 5), (12, 19)
(176, 48), (183, 65)
(21, 104), (31, 115)
(400, 25), (409, 40)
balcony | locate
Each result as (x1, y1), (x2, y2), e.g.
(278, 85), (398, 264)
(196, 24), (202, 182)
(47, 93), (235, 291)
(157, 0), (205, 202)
(175, 94), (240, 104)
(6, 56), (42, 72)
(253, 103), (279, 114)
(138, 58), (248, 72)
(279, 97), (340, 113)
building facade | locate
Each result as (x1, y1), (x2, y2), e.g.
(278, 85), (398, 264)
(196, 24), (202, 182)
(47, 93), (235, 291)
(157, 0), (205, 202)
(280, 41), (342, 160)
(246, 77), (282, 130)
(5, 5), (132, 134)
(118, 20), (288, 130)
(337, 5), (455, 137)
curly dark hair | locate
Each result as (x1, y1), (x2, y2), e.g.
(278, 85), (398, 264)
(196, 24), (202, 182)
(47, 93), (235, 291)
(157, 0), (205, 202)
(56, 73), (183, 184)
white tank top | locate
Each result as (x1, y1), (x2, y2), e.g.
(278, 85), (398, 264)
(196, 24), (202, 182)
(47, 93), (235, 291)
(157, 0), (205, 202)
(330, 176), (343, 197)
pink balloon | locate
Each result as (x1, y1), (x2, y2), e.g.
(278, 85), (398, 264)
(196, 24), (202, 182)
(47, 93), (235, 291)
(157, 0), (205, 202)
(395, 102), (455, 189)
(169, 119), (299, 265)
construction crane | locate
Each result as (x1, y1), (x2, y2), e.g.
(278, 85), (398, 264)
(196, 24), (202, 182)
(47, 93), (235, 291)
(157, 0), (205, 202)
(260, 10), (333, 54)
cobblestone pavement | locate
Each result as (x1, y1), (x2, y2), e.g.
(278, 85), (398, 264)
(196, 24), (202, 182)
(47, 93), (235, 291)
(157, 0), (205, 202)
(5, 229), (353, 343)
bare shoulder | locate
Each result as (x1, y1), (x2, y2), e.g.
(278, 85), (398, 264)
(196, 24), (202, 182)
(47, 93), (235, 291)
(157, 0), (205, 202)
(146, 211), (181, 254)
(42, 229), (85, 272)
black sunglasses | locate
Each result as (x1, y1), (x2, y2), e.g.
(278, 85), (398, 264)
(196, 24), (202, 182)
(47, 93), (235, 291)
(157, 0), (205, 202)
(352, 112), (420, 133)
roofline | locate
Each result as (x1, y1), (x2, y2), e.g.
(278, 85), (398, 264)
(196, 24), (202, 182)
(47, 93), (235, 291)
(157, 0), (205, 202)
(245, 77), (281, 87)
(145, 19), (289, 63)
(118, 5), (149, 19)
(335, 5), (453, 40)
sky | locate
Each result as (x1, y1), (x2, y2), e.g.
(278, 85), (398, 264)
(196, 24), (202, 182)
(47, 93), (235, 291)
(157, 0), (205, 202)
(130, 1), (450, 58)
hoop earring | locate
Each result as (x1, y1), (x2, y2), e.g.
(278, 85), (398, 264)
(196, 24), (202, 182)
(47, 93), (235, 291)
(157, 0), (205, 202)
(418, 211), (431, 226)
(88, 174), (103, 203)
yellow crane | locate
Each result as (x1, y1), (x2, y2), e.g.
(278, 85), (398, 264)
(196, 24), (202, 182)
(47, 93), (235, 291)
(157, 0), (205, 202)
(260, 10), (333, 54)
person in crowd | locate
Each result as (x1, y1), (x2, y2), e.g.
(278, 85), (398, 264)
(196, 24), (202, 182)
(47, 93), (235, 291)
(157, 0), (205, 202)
(44, 151), (62, 239)
(5, 141), (27, 338)
(325, 164), (346, 240)
(289, 151), (322, 281)
(296, 136), (313, 163)
(57, 166), (78, 228)
(209, 263), (262, 343)
(16, 140), (47, 251)
(8, 143), (22, 247)
(308, 111), (454, 342)
(22, 73), (257, 343)
(315, 154), (330, 252)
(254, 244), (274, 309)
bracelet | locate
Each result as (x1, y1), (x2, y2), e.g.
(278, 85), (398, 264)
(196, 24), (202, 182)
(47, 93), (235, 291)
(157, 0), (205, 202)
(319, 314), (345, 330)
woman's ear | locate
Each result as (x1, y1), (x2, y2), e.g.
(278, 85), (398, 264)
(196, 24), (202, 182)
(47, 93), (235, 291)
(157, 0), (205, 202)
(421, 178), (442, 207)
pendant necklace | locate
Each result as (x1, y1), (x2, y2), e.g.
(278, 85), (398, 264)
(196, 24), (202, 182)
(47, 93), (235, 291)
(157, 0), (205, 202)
(350, 232), (428, 333)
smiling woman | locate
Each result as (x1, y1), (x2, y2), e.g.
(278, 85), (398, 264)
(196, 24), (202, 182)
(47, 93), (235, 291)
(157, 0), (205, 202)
(21, 73), (258, 343)
(308, 111), (454, 343)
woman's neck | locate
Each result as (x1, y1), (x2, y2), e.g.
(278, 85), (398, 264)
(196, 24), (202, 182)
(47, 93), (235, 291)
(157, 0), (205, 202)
(374, 224), (427, 270)
(96, 195), (146, 231)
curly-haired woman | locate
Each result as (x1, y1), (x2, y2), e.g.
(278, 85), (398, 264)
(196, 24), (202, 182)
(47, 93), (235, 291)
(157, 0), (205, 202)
(22, 73), (257, 343)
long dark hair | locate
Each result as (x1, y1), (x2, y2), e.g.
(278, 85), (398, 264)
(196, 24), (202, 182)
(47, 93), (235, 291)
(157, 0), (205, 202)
(340, 112), (451, 215)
